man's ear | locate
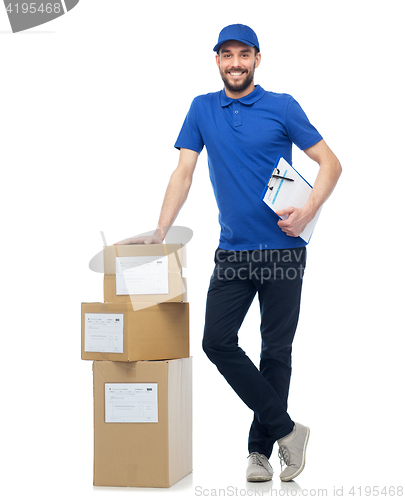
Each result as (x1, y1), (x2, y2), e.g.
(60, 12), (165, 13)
(215, 52), (220, 68)
(255, 52), (262, 69)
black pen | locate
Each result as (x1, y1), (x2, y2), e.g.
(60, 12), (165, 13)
(272, 174), (294, 182)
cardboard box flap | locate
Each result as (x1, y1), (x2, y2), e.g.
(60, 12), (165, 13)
(103, 244), (184, 275)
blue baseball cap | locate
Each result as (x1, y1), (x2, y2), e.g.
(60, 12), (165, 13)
(213, 24), (260, 53)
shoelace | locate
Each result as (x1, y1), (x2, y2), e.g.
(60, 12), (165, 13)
(247, 452), (264, 466)
(278, 445), (290, 470)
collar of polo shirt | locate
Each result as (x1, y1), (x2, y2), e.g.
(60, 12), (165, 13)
(220, 84), (266, 107)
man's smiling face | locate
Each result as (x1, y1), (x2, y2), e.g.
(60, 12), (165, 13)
(216, 40), (261, 98)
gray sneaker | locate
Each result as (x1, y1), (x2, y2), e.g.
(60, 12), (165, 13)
(277, 422), (310, 482)
(246, 452), (274, 482)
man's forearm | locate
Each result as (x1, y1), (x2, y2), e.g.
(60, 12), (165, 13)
(303, 140), (342, 219)
(304, 156), (342, 218)
(155, 148), (199, 240)
(114, 170), (192, 245)
(156, 167), (193, 240)
(114, 148), (198, 245)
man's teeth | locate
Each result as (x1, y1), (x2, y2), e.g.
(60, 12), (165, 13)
(230, 72), (243, 76)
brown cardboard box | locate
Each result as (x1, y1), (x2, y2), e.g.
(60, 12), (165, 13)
(103, 244), (187, 304)
(93, 358), (192, 487)
(81, 302), (189, 361)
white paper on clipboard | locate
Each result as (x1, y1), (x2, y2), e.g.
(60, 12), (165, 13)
(262, 156), (322, 243)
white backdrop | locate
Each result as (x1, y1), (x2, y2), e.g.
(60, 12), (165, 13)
(1, 1), (404, 498)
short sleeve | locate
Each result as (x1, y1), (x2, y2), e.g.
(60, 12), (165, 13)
(285, 97), (323, 150)
(174, 98), (204, 153)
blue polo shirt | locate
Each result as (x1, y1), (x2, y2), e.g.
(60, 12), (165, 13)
(174, 85), (322, 250)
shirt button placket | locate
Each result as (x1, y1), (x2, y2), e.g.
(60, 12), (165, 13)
(233, 102), (242, 127)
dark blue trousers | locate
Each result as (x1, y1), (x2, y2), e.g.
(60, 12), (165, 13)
(202, 247), (306, 459)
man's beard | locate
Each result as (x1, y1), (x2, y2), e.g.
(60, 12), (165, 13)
(220, 67), (255, 94)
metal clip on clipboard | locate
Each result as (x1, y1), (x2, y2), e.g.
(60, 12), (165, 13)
(267, 168), (294, 190)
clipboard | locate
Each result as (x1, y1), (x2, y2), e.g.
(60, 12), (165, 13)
(261, 156), (322, 243)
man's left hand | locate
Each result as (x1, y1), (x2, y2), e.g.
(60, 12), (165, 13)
(276, 206), (313, 238)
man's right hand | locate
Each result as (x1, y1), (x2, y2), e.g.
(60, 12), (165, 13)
(114, 229), (163, 245)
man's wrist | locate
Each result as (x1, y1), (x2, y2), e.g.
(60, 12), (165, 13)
(156, 225), (166, 242)
(302, 200), (318, 221)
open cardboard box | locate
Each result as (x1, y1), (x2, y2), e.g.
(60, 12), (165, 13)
(103, 244), (187, 304)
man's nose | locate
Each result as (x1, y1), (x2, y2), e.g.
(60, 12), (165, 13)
(232, 55), (243, 67)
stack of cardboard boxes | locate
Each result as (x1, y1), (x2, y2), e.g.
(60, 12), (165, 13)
(81, 243), (192, 488)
